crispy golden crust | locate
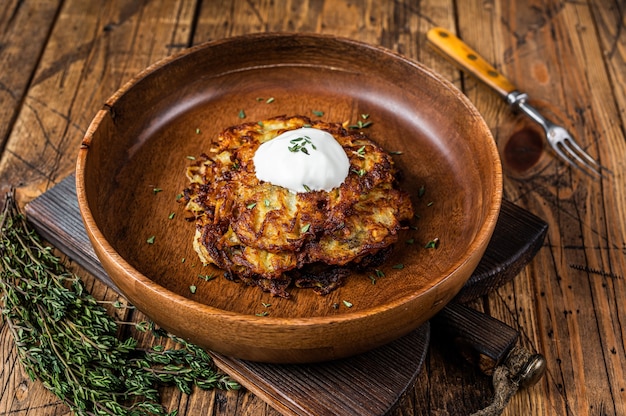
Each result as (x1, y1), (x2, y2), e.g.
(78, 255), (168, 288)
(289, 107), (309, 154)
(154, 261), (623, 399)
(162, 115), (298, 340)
(183, 115), (413, 297)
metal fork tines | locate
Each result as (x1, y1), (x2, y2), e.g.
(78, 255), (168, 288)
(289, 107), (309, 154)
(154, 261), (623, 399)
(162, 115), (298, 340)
(506, 91), (610, 178)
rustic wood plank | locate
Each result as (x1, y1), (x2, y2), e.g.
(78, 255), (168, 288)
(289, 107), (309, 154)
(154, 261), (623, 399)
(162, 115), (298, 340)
(0, 0), (62, 159)
(589, 0), (626, 140)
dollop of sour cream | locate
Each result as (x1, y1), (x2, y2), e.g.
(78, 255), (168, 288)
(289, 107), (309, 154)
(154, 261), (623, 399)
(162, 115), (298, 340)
(253, 127), (350, 193)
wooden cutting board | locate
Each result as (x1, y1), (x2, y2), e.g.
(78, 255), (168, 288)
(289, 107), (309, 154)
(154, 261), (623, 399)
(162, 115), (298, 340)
(25, 175), (547, 416)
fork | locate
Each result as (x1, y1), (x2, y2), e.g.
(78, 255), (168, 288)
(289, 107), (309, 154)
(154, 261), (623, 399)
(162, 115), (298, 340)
(427, 27), (609, 178)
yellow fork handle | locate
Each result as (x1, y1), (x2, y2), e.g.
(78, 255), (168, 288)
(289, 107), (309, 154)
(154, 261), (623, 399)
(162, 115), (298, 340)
(427, 27), (517, 98)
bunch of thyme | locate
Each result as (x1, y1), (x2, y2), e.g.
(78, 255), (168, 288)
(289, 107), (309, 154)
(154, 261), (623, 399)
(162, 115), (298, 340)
(0, 193), (238, 416)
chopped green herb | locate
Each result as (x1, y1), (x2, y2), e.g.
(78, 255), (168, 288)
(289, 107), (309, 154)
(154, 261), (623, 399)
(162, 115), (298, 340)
(246, 202), (257, 209)
(256, 97), (264, 101)
(198, 274), (215, 281)
(238, 109), (246, 119)
(356, 145), (366, 157)
(288, 135), (316, 155)
(312, 110), (324, 117)
(368, 275), (377, 284)
(301, 223), (311, 233)
(388, 150), (403, 155)
(375, 269), (385, 278)
(255, 311), (269, 317)
(146, 236), (156, 244)
(425, 237), (440, 249)
(303, 184), (312, 192)
(348, 120), (373, 129)
(352, 168), (366, 177)
(262, 302), (272, 308)
(405, 238), (414, 244)
(392, 264), (404, 269)
(195, 128), (201, 134)
(186, 155), (196, 160)
(361, 114), (370, 120)
(264, 199), (270, 207)
(168, 212), (175, 220)
(189, 285), (197, 294)
(342, 300), (353, 308)
(176, 193), (184, 201)
(427, 201), (434, 207)
(152, 188), (162, 194)
(182, 257), (186, 263)
(266, 97), (275, 103)
(418, 185), (426, 198)
(332, 303), (340, 309)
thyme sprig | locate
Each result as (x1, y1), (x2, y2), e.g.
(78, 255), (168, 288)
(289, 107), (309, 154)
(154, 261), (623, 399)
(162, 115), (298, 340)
(0, 194), (238, 416)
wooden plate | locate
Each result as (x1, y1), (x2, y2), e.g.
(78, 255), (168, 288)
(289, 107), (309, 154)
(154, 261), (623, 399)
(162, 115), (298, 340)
(76, 33), (502, 363)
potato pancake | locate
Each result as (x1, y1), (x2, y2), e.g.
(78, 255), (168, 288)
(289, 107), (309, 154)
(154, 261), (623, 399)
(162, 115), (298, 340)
(183, 115), (413, 297)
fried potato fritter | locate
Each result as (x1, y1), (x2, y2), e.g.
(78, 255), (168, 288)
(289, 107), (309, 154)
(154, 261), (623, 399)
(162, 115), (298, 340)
(183, 115), (413, 297)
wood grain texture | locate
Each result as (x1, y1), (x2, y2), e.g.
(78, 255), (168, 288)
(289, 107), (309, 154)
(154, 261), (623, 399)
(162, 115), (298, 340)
(1, 0), (625, 415)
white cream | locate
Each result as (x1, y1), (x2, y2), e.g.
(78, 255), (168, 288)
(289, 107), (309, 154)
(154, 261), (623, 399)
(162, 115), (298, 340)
(253, 127), (350, 193)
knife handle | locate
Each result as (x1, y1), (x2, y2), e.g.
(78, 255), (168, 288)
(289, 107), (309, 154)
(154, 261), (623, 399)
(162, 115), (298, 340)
(432, 303), (518, 374)
(427, 27), (517, 98)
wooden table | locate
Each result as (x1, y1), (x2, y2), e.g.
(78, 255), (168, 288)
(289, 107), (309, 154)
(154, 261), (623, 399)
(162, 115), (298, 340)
(1, 1), (624, 415)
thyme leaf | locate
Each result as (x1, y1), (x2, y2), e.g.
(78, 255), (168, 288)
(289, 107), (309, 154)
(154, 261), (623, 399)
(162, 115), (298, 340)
(0, 194), (239, 416)
(288, 135), (316, 155)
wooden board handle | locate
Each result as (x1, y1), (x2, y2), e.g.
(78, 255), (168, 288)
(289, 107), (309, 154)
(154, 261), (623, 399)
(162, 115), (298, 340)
(427, 27), (517, 97)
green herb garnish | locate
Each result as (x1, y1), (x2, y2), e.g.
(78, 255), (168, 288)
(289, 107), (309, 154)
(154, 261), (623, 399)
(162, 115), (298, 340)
(352, 168), (366, 177)
(0, 195), (238, 416)
(288, 135), (316, 155)
(425, 237), (440, 249)
(342, 300), (353, 308)
(198, 274), (215, 281)
(348, 120), (373, 129)
(146, 235), (156, 244)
